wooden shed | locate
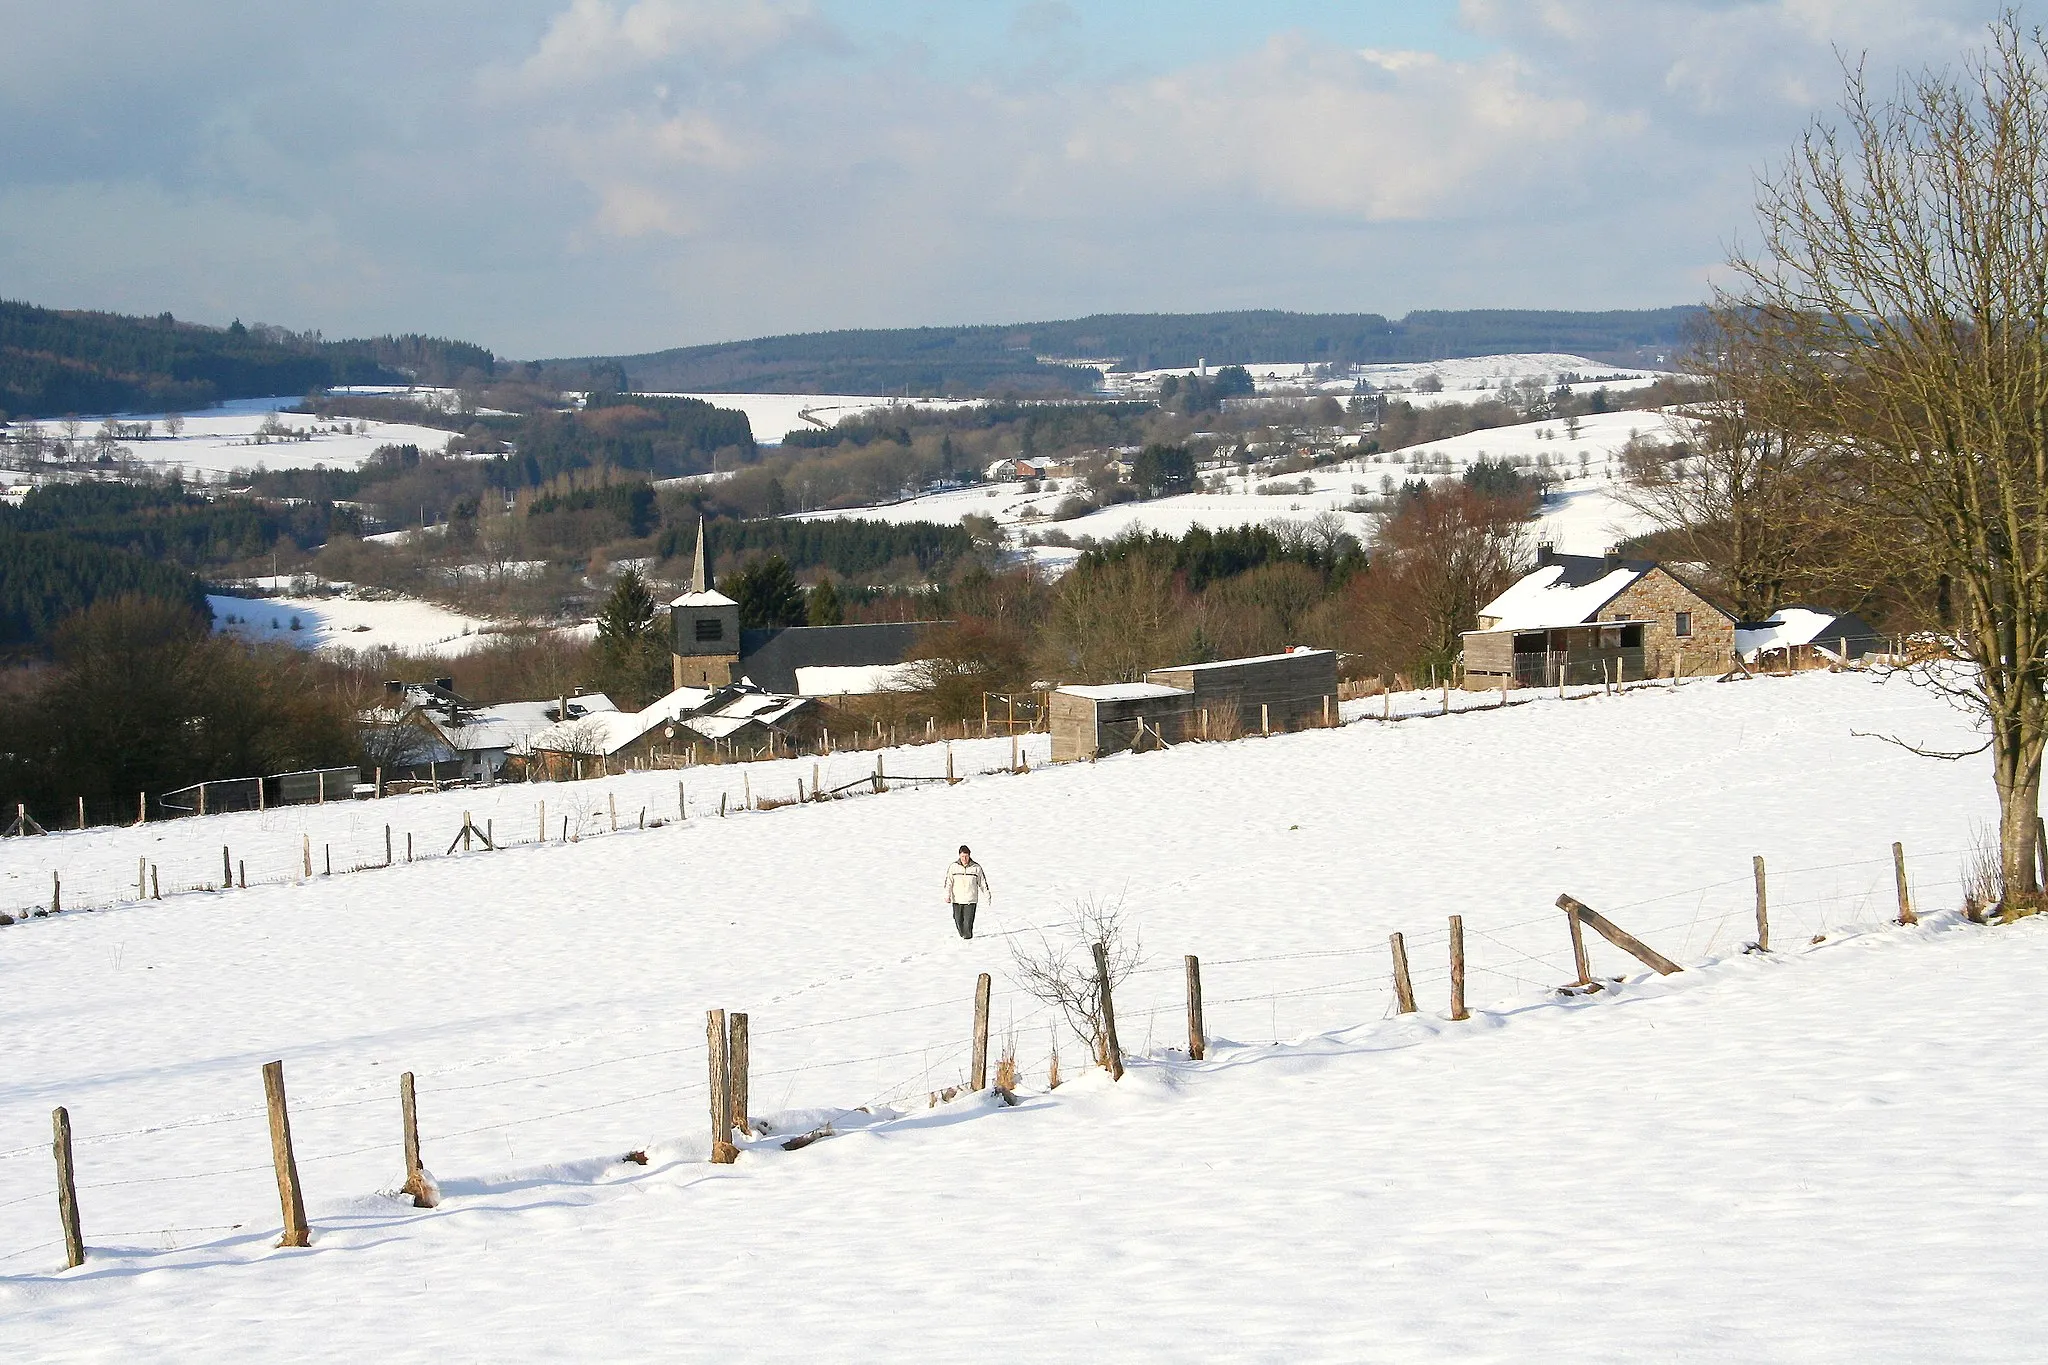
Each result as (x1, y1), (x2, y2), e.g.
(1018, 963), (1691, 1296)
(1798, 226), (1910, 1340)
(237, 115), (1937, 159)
(1050, 683), (1192, 762)
(1145, 649), (1339, 736)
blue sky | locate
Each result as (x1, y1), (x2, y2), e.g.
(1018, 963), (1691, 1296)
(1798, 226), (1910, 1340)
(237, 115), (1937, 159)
(0, 2), (2021, 357)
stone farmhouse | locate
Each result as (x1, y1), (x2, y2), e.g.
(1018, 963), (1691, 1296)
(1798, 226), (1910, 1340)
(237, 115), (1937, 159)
(1051, 648), (1340, 761)
(1462, 551), (1737, 687)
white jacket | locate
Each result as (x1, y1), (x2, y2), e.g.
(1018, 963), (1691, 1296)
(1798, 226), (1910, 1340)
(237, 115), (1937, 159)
(944, 859), (990, 904)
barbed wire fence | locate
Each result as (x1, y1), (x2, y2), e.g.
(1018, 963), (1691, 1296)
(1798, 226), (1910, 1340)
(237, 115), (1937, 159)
(0, 830), (1985, 1277)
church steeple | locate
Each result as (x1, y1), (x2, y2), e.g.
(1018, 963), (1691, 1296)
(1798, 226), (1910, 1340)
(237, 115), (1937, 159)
(690, 515), (709, 594)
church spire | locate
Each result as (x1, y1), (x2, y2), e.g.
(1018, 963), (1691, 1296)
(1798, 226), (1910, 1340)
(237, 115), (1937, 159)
(690, 515), (709, 594)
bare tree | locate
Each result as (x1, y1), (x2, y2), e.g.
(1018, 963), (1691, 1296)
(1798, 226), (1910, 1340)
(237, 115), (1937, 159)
(1007, 895), (1142, 1069)
(1722, 16), (2048, 901)
(1617, 312), (1824, 620)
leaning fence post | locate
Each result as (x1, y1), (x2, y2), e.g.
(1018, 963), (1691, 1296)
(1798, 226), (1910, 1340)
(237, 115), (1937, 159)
(53, 1106), (84, 1269)
(1448, 915), (1469, 1021)
(1753, 854), (1770, 951)
(1185, 954), (1206, 1060)
(1557, 894), (1683, 976)
(1092, 941), (1125, 1080)
(1894, 841), (1916, 925)
(971, 973), (991, 1090)
(262, 1060), (310, 1247)
(1564, 898), (1594, 989)
(706, 1010), (737, 1163)
(729, 1013), (751, 1135)
(400, 1072), (437, 1207)
(1390, 932), (1417, 1013)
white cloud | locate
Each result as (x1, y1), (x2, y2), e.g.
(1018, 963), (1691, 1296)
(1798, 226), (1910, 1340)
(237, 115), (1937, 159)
(512, 0), (830, 89)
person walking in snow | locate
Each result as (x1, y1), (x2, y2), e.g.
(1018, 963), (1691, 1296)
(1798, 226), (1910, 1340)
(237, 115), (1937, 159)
(944, 845), (991, 940)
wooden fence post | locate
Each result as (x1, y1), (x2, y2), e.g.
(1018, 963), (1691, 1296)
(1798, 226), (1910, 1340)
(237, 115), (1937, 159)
(51, 871), (60, 915)
(406, 833), (414, 863)
(1448, 916), (1469, 1021)
(138, 791), (147, 826)
(262, 1060), (310, 1247)
(679, 780), (686, 820)
(971, 973), (991, 1090)
(302, 835), (311, 879)
(324, 844), (331, 877)
(385, 825), (392, 867)
(947, 745), (956, 784)
(2037, 816), (2047, 892)
(1390, 932), (1417, 1013)
(53, 1106), (83, 1269)
(77, 796), (85, 831)
(1556, 894), (1683, 976)
(1895, 841), (1916, 925)
(539, 800), (547, 843)
(1260, 703), (1270, 736)
(707, 1010), (737, 1163)
(151, 864), (160, 900)
(1185, 954), (1206, 1060)
(1753, 854), (1770, 951)
(1564, 897), (1594, 989)
(223, 845), (232, 888)
(729, 1013), (751, 1136)
(1092, 941), (1125, 1080)
(138, 856), (146, 900)
(609, 793), (617, 832)
(239, 859), (246, 889)
(400, 1071), (437, 1207)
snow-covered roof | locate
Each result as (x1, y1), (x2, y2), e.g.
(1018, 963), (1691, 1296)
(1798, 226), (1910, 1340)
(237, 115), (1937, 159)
(795, 663), (925, 696)
(1736, 606), (1868, 661)
(669, 589), (737, 608)
(1476, 562), (1647, 633)
(445, 697), (615, 753)
(1059, 682), (1189, 701)
(1164, 647), (1335, 672)
(531, 683), (811, 755)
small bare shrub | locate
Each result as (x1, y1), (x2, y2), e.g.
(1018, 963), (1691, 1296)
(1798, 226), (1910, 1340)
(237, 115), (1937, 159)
(1962, 819), (2002, 920)
(995, 1033), (1018, 1093)
(1008, 894), (1143, 1069)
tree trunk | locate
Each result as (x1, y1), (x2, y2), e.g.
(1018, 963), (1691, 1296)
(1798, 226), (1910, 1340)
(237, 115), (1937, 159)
(1993, 713), (2046, 904)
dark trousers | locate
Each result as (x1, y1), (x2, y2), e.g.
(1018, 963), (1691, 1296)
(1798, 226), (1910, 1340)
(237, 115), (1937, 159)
(952, 902), (978, 939)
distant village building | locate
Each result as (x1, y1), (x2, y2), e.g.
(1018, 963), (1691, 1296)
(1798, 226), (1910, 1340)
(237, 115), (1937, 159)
(528, 680), (821, 776)
(1462, 550), (1736, 686)
(667, 516), (946, 697)
(1734, 606), (1882, 668)
(1051, 648), (1339, 761)
(360, 680), (616, 784)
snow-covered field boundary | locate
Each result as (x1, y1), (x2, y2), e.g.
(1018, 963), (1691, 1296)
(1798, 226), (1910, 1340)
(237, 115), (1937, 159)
(0, 671), (1983, 1281)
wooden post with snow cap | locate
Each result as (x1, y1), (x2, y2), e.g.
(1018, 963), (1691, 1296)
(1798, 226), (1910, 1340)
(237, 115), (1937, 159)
(1093, 941), (1124, 1080)
(1389, 933), (1416, 1013)
(971, 973), (991, 1090)
(728, 1013), (751, 1136)
(706, 1010), (737, 1163)
(262, 1060), (310, 1247)
(1753, 855), (1770, 951)
(53, 1106), (84, 1269)
(1557, 894), (1682, 976)
(400, 1072), (436, 1207)
(1448, 916), (1469, 1021)
(1895, 842), (1917, 925)
(1185, 955), (1206, 1060)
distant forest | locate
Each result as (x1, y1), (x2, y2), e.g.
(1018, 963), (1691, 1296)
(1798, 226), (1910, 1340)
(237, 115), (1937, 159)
(0, 299), (497, 418)
(551, 307), (1702, 396)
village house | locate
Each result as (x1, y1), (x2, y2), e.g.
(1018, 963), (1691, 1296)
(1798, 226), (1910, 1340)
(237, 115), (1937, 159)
(1462, 550), (1737, 687)
(1735, 606), (1884, 669)
(1051, 648), (1340, 761)
(528, 681), (822, 777)
(359, 679), (616, 785)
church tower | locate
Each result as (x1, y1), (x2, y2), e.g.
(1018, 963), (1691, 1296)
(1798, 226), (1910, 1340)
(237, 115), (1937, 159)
(669, 517), (741, 688)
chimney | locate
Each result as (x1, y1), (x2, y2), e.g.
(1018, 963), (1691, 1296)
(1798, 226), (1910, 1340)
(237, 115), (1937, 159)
(1603, 546), (1623, 571)
(384, 679), (404, 699)
(434, 676), (455, 694)
(1536, 543), (1556, 567)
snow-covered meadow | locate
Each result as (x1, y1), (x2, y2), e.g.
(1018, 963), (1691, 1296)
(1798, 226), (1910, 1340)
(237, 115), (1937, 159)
(0, 669), (2035, 1359)
(207, 591), (503, 657)
(4, 397), (463, 478)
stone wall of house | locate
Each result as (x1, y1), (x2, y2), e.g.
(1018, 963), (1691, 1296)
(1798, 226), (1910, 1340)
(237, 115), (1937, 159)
(1606, 569), (1735, 676)
(673, 653), (739, 689)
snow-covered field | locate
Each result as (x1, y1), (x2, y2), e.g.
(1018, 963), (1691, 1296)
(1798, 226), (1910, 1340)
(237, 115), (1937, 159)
(636, 392), (981, 446)
(208, 592), (501, 656)
(1, 670), (2036, 1359)
(1103, 351), (1667, 403)
(4, 397), (463, 477)
(800, 406), (1666, 555)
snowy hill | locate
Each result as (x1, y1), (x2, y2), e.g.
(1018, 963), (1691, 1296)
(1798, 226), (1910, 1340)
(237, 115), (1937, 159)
(0, 670), (2034, 1359)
